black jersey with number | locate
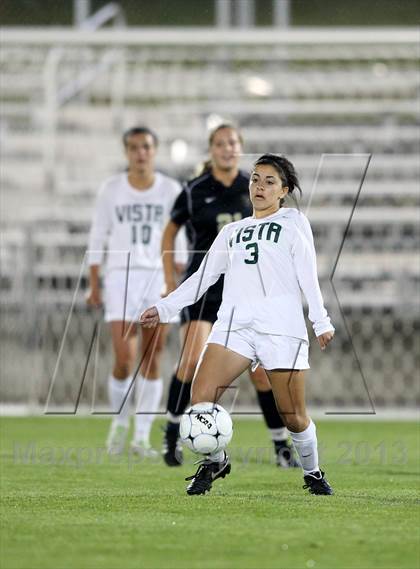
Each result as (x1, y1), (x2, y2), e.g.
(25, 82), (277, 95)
(171, 170), (252, 278)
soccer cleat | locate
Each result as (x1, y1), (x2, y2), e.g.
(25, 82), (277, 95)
(274, 440), (300, 468)
(185, 454), (231, 495)
(303, 470), (334, 495)
(130, 440), (159, 458)
(162, 423), (183, 467)
(106, 422), (128, 455)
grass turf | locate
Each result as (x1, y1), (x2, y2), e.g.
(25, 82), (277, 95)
(1, 418), (419, 569)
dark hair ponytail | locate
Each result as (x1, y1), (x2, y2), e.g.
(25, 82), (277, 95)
(253, 153), (302, 206)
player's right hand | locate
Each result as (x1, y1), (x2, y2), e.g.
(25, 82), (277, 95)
(139, 306), (160, 328)
(161, 281), (177, 298)
(86, 287), (102, 308)
(317, 330), (334, 351)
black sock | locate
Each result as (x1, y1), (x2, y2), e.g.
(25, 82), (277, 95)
(256, 389), (285, 429)
(167, 374), (191, 420)
(166, 421), (180, 436)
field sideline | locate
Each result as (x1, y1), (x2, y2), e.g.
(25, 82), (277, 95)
(1, 418), (419, 569)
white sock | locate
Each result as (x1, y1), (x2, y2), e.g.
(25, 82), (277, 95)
(134, 376), (163, 444)
(207, 450), (226, 463)
(108, 374), (133, 427)
(289, 420), (319, 475)
(270, 427), (288, 442)
(167, 412), (182, 424)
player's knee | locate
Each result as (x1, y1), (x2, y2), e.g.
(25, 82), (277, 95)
(283, 413), (309, 433)
(113, 361), (131, 379)
(175, 368), (193, 383)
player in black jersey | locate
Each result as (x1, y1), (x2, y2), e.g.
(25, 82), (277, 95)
(161, 123), (299, 468)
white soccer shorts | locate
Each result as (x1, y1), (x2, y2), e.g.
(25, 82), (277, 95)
(104, 268), (164, 323)
(206, 327), (310, 370)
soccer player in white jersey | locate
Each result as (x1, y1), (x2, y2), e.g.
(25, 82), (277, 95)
(140, 153), (335, 495)
(87, 126), (184, 456)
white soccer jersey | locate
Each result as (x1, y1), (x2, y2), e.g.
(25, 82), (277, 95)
(88, 172), (184, 271)
(154, 208), (334, 341)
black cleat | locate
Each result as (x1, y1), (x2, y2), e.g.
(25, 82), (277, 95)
(162, 423), (183, 467)
(185, 454), (231, 495)
(303, 470), (334, 495)
(274, 440), (300, 468)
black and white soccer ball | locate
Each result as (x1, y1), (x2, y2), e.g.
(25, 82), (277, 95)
(180, 402), (233, 454)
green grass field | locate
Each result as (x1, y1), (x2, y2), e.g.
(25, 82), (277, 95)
(1, 417), (419, 569)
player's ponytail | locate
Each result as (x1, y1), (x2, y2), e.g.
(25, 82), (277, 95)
(254, 153), (302, 206)
(195, 159), (213, 177)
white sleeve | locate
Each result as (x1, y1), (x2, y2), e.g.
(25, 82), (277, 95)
(155, 226), (229, 323)
(87, 184), (112, 266)
(291, 219), (334, 337)
(297, 210), (316, 247)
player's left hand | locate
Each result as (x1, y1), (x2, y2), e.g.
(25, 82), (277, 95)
(317, 331), (334, 351)
(139, 306), (160, 328)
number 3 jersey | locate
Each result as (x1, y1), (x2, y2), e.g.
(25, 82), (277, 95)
(88, 172), (182, 271)
(155, 207), (334, 342)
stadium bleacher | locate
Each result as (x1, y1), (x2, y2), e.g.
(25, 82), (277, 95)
(0, 28), (418, 409)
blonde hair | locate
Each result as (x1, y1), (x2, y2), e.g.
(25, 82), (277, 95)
(208, 123), (243, 146)
(195, 159), (213, 177)
(195, 124), (243, 176)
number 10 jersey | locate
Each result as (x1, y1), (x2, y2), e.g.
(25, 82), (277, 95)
(88, 172), (182, 272)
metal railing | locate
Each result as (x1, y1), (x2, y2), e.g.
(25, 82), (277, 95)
(42, 3), (126, 190)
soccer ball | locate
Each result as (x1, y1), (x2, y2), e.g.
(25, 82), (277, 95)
(180, 402), (233, 455)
